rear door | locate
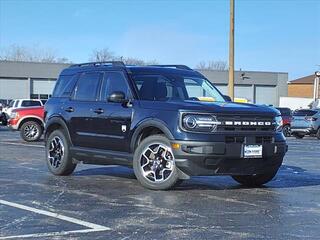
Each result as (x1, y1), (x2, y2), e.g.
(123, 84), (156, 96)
(91, 71), (133, 152)
(65, 71), (103, 148)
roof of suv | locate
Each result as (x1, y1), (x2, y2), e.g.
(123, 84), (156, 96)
(60, 62), (203, 78)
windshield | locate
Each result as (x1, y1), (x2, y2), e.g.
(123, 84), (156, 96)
(132, 74), (225, 102)
(8, 100), (14, 107)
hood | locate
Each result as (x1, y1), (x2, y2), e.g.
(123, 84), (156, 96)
(138, 100), (278, 117)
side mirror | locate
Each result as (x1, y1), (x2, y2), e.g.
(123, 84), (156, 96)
(108, 91), (127, 103)
(223, 95), (232, 102)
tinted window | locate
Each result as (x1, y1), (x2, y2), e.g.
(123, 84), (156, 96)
(132, 75), (177, 101)
(14, 100), (20, 107)
(101, 72), (130, 100)
(73, 72), (101, 101)
(9, 101), (14, 107)
(53, 75), (78, 97)
(21, 100), (42, 107)
(293, 109), (317, 116)
(132, 75), (225, 102)
(277, 108), (292, 116)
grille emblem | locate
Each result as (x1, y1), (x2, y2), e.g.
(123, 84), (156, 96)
(224, 121), (271, 126)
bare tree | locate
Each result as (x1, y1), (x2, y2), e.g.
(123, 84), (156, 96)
(89, 48), (115, 62)
(0, 44), (70, 63)
(89, 48), (157, 65)
(196, 60), (228, 70)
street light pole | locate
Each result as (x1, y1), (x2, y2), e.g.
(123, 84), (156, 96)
(228, 0), (235, 101)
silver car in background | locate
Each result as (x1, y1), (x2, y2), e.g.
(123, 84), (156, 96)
(291, 109), (320, 139)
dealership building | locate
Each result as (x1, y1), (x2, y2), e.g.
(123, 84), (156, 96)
(0, 61), (288, 106)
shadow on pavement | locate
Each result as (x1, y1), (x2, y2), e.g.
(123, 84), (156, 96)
(73, 164), (320, 190)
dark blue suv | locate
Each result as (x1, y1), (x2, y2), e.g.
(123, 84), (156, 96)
(44, 62), (287, 190)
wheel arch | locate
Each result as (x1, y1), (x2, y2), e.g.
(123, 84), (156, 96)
(45, 116), (73, 145)
(18, 116), (44, 130)
(130, 119), (174, 152)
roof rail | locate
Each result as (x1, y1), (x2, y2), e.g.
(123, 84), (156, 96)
(148, 65), (193, 71)
(69, 61), (125, 68)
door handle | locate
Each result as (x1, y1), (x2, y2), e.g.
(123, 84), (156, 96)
(93, 108), (104, 114)
(65, 107), (74, 113)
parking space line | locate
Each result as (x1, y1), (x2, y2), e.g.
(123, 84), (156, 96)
(0, 199), (110, 239)
(0, 142), (44, 148)
(0, 229), (106, 240)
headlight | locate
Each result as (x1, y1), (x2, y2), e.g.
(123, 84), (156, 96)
(10, 112), (19, 119)
(181, 113), (221, 132)
(274, 116), (283, 132)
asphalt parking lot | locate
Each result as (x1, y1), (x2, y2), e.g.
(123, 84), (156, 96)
(0, 126), (319, 240)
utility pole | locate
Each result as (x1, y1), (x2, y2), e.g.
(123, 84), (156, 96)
(314, 71), (320, 101)
(228, 0), (235, 101)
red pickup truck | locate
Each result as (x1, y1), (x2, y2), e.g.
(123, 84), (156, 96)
(8, 106), (45, 142)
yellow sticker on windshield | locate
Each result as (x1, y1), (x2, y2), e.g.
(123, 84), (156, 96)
(197, 97), (216, 102)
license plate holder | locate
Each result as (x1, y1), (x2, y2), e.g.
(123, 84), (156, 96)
(244, 145), (263, 158)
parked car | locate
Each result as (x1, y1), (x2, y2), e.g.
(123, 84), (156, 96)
(8, 106), (44, 141)
(2, 99), (43, 120)
(44, 62), (287, 190)
(291, 109), (320, 139)
(276, 107), (292, 137)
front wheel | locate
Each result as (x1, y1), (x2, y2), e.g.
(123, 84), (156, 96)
(282, 125), (291, 137)
(232, 170), (278, 187)
(133, 135), (180, 190)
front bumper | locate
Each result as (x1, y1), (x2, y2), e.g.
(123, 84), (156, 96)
(291, 127), (315, 135)
(7, 118), (19, 130)
(171, 140), (287, 176)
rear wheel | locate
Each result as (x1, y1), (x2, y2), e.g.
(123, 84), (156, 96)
(46, 129), (76, 176)
(20, 121), (42, 142)
(316, 129), (320, 140)
(133, 135), (180, 190)
(232, 170), (278, 187)
(293, 133), (304, 139)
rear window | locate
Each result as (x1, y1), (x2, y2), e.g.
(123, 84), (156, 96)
(21, 100), (42, 107)
(293, 109), (317, 116)
(52, 75), (78, 97)
(277, 108), (292, 116)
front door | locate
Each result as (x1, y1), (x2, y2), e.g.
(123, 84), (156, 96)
(91, 71), (133, 152)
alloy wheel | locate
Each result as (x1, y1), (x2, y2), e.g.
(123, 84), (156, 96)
(48, 136), (65, 169)
(140, 143), (175, 183)
(24, 124), (39, 140)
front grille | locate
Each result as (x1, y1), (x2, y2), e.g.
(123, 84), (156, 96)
(217, 115), (275, 132)
(225, 136), (274, 144)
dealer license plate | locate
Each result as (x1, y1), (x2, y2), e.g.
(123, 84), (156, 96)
(244, 145), (263, 158)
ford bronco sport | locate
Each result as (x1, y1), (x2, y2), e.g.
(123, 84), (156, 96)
(44, 62), (287, 190)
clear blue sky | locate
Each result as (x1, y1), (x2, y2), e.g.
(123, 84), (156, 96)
(0, 0), (319, 79)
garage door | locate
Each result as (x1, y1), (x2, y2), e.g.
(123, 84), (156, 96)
(215, 85), (228, 95)
(235, 86), (253, 102)
(32, 79), (56, 95)
(255, 86), (277, 106)
(0, 79), (29, 99)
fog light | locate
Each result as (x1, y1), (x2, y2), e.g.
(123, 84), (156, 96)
(171, 143), (180, 149)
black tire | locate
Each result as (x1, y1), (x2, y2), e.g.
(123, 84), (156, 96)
(133, 135), (180, 190)
(46, 129), (76, 176)
(293, 133), (304, 139)
(282, 125), (291, 137)
(20, 121), (43, 142)
(1, 113), (7, 126)
(316, 129), (320, 140)
(232, 170), (278, 187)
